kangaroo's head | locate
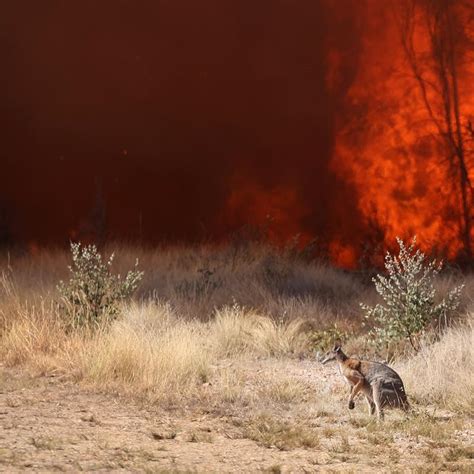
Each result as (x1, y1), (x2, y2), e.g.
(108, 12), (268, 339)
(319, 340), (347, 364)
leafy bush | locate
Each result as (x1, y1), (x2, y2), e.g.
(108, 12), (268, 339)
(57, 243), (143, 328)
(309, 323), (348, 352)
(361, 237), (463, 352)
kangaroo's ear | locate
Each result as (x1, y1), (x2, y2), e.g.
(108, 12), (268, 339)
(333, 339), (342, 352)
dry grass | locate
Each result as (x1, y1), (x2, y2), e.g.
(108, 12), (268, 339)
(397, 320), (474, 414)
(243, 414), (320, 450)
(211, 304), (308, 357)
(0, 243), (368, 322)
(0, 296), (313, 405)
(0, 251), (472, 474)
(444, 446), (474, 462)
(257, 378), (309, 404)
(82, 303), (211, 403)
(0, 243), (473, 417)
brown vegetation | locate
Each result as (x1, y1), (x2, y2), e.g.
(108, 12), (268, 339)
(0, 244), (473, 472)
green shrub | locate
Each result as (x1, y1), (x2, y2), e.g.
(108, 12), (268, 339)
(361, 237), (463, 352)
(57, 242), (143, 329)
(309, 323), (348, 352)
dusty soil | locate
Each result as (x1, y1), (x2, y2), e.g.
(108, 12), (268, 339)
(0, 361), (472, 473)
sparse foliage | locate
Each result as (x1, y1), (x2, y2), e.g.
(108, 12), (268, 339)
(361, 237), (464, 352)
(309, 323), (348, 353)
(57, 242), (143, 328)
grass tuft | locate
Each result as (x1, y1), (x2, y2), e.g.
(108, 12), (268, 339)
(397, 321), (474, 415)
(244, 414), (320, 450)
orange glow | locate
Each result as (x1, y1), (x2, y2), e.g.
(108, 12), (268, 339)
(2, 1), (472, 267)
(220, 175), (313, 246)
(221, 1), (473, 267)
(330, 0), (474, 261)
(28, 241), (40, 256)
(329, 241), (357, 269)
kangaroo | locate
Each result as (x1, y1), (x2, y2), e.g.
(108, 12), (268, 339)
(320, 342), (409, 420)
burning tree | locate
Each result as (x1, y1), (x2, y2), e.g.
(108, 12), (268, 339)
(397, 0), (474, 261)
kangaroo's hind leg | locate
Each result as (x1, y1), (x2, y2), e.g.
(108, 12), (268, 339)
(365, 395), (376, 415)
(371, 380), (384, 420)
(361, 385), (375, 415)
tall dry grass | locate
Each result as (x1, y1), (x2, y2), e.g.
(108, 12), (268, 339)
(0, 243), (473, 412)
(83, 302), (212, 402)
(397, 318), (474, 415)
(0, 243), (370, 323)
(211, 304), (308, 357)
(0, 295), (312, 404)
(2, 243), (471, 322)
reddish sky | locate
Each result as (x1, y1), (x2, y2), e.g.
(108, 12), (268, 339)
(1, 1), (371, 249)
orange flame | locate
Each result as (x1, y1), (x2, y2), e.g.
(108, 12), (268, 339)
(219, 174), (313, 247)
(331, 0), (474, 261)
(223, 1), (473, 267)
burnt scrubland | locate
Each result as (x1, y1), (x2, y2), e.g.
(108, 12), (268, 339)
(0, 242), (472, 473)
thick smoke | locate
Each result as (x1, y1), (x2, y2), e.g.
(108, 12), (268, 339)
(1, 1), (366, 255)
(5, 1), (469, 265)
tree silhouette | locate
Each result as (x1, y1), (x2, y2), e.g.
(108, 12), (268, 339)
(397, 0), (473, 260)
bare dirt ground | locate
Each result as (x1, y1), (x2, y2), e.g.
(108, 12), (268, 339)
(0, 361), (472, 473)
